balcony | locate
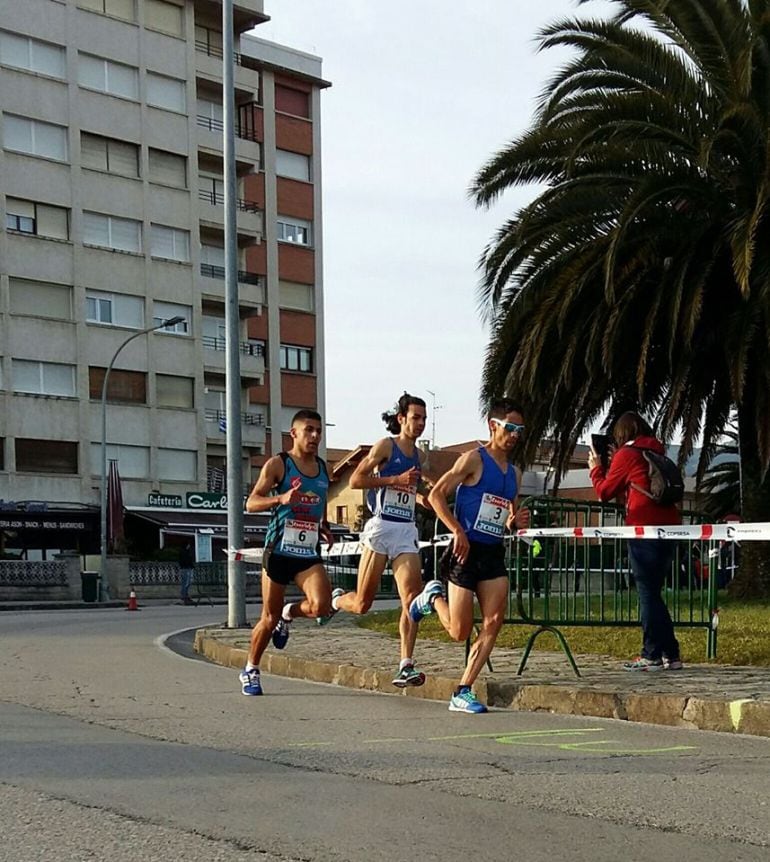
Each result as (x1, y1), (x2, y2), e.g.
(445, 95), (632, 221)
(199, 263), (264, 307)
(198, 188), (262, 239)
(193, 1), (268, 34)
(194, 40), (260, 91)
(204, 408), (266, 446)
(202, 334), (265, 380)
(196, 113), (261, 163)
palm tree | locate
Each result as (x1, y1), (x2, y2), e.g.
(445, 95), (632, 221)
(471, 0), (770, 596)
(697, 425), (741, 521)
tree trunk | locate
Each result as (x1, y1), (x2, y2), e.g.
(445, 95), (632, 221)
(727, 403), (770, 598)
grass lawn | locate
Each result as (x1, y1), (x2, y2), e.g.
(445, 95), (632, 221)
(357, 594), (770, 666)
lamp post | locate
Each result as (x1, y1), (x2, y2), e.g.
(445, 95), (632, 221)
(99, 316), (186, 601)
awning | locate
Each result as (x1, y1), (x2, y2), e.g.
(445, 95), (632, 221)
(126, 507), (270, 539)
(0, 505), (100, 552)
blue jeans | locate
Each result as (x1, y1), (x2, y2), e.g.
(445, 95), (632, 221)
(180, 568), (194, 600)
(628, 539), (679, 661)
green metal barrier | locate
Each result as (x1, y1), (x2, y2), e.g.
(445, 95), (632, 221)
(460, 496), (720, 676)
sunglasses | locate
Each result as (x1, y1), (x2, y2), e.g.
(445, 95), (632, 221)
(491, 418), (525, 435)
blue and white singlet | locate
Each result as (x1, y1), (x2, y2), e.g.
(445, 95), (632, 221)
(265, 453), (329, 558)
(367, 439), (421, 523)
(454, 447), (518, 544)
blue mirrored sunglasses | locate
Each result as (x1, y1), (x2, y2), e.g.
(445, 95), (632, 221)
(491, 417), (525, 435)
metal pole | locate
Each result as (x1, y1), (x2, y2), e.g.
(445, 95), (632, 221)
(223, 0), (245, 627)
(99, 318), (185, 601)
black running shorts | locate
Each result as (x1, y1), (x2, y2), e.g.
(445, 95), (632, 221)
(263, 546), (323, 586)
(440, 540), (507, 591)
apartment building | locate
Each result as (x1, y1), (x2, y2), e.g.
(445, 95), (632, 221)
(0, 0), (328, 554)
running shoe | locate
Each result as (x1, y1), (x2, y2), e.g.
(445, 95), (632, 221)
(239, 667), (262, 696)
(272, 617), (291, 650)
(392, 664), (426, 688)
(408, 579), (444, 622)
(663, 658), (684, 670)
(623, 656), (664, 671)
(317, 587), (345, 626)
(448, 686), (488, 714)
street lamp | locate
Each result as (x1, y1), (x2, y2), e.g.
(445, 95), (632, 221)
(99, 316), (186, 601)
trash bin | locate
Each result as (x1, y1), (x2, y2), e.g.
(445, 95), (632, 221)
(81, 570), (100, 603)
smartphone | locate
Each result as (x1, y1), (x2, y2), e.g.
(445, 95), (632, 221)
(591, 434), (611, 470)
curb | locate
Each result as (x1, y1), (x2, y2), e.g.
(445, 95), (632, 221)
(194, 631), (770, 738)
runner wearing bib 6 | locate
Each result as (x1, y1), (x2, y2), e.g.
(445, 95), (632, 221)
(238, 409), (336, 697)
(331, 393), (435, 688)
(409, 399), (530, 714)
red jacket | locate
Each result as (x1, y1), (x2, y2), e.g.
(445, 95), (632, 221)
(590, 435), (681, 526)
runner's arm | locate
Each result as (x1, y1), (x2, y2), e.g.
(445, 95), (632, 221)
(428, 451), (482, 563)
(320, 505), (335, 549)
(349, 438), (420, 489)
(245, 457), (292, 513)
(506, 467), (530, 529)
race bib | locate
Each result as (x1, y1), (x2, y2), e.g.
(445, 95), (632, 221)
(381, 484), (416, 521)
(280, 519), (319, 557)
(473, 493), (509, 538)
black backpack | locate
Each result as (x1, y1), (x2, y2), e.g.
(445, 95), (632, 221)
(629, 447), (684, 506)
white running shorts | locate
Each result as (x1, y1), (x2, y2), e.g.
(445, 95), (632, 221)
(361, 517), (420, 560)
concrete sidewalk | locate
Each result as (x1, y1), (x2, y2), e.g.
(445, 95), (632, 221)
(195, 613), (770, 738)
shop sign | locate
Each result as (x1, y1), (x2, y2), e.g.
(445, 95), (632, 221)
(147, 493), (184, 508)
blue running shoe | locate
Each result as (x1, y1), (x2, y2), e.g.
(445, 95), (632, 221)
(272, 618), (291, 649)
(317, 587), (345, 626)
(409, 579), (444, 622)
(239, 667), (262, 696)
(448, 686), (487, 714)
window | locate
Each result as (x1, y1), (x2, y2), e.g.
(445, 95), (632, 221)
(6, 197), (69, 239)
(196, 97), (223, 131)
(156, 374), (194, 408)
(276, 149), (310, 182)
(198, 173), (224, 205)
(3, 115), (68, 161)
(13, 359), (76, 396)
(200, 243), (225, 267)
(336, 506), (348, 524)
(89, 367), (147, 403)
(0, 31), (66, 78)
(9, 279), (72, 320)
(150, 224), (190, 261)
(147, 72), (185, 112)
(277, 216), (312, 246)
(16, 439), (78, 474)
(149, 148), (186, 187)
(81, 133), (139, 177)
(144, 0), (184, 36)
(78, 0), (136, 22)
(278, 280), (314, 312)
(280, 344), (313, 373)
(275, 84), (309, 118)
(89, 443), (149, 478)
(152, 300), (190, 334)
(158, 448), (196, 481)
(83, 211), (141, 252)
(78, 54), (138, 100)
(195, 25), (223, 57)
(86, 289), (144, 328)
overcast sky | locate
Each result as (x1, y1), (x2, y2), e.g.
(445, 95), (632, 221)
(255, 1), (614, 449)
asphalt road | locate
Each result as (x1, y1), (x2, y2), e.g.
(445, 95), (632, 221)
(1, 604), (769, 862)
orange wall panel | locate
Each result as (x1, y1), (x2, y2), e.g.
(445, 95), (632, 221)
(243, 171), (265, 209)
(278, 244), (314, 283)
(277, 177), (314, 220)
(276, 113), (312, 155)
(281, 372), (317, 407)
(245, 243), (267, 274)
(280, 309), (316, 345)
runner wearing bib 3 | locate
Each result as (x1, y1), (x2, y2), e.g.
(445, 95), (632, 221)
(408, 399), (530, 714)
(333, 392), (435, 688)
(238, 409), (336, 697)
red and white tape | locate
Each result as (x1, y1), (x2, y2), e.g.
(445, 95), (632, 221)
(515, 523), (770, 541)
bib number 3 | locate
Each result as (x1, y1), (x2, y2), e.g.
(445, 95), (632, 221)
(474, 493), (509, 538)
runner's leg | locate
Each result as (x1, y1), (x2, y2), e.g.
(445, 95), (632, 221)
(293, 563), (333, 619)
(335, 547), (388, 614)
(247, 571), (286, 666)
(392, 552), (423, 662)
(433, 581), (475, 643)
(458, 576), (507, 687)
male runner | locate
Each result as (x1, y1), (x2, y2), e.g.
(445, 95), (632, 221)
(410, 398), (529, 713)
(239, 409), (335, 696)
(330, 393), (433, 687)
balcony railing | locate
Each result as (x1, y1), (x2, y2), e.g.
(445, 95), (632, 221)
(198, 188), (260, 213)
(200, 263), (260, 286)
(195, 39), (243, 65)
(196, 114), (259, 143)
(204, 408), (265, 426)
(202, 335), (264, 356)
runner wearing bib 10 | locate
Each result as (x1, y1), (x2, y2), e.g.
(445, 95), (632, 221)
(332, 392), (436, 688)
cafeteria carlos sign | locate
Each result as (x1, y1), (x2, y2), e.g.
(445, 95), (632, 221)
(146, 492), (244, 511)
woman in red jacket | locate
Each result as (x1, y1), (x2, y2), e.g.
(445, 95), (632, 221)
(588, 412), (683, 671)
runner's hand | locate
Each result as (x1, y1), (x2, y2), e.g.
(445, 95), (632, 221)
(321, 522), (335, 550)
(510, 507), (530, 530)
(393, 466), (421, 487)
(417, 492), (433, 512)
(452, 528), (470, 565)
(278, 485), (302, 506)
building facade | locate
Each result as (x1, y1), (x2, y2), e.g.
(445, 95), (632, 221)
(0, 0), (328, 552)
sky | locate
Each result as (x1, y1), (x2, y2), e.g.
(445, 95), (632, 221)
(255, 1), (615, 450)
